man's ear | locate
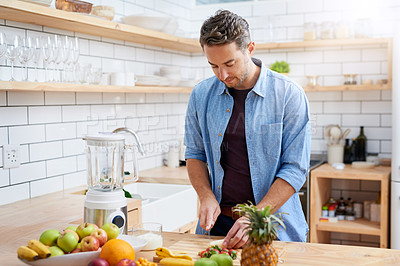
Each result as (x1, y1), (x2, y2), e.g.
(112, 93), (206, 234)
(247, 42), (256, 56)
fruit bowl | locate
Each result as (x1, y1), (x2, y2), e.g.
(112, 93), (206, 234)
(18, 250), (100, 266)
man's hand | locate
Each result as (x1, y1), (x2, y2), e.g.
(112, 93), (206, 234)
(222, 217), (249, 248)
(198, 196), (221, 231)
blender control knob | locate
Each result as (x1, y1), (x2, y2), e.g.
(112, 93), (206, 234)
(112, 215), (125, 228)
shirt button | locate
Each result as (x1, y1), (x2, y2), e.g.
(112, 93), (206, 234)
(216, 161), (219, 164)
(218, 186), (221, 189)
(226, 109), (230, 112)
(218, 133), (222, 137)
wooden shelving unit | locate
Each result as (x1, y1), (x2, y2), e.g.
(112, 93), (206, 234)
(310, 163), (391, 248)
(0, 1), (393, 93)
(0, 0), (202, 53)
(0, 81), (193, 93)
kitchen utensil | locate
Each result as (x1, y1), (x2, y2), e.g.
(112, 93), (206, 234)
(324, 124), (340, 146)
(55, 0), (93, 14)
(83, 127), (145, 234)
(330, 126), (342, 145)
(339, 128), (351, 145)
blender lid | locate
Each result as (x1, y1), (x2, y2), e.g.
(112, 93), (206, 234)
(83, 132), (126, 141)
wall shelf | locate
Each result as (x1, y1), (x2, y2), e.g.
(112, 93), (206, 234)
(0, 1), (392, 93)
(0, 81), (193, 93)
(303, 84), (390, 92)
(317, 218), (380, 236)
(0, 0), (202, 53)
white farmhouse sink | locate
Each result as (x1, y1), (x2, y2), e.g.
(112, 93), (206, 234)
(123, 183), (198, 232)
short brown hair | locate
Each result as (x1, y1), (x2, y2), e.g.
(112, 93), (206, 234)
(199, 10), (251, 52)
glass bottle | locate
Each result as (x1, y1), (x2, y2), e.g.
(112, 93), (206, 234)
(350, 138), (356, 162)
(343, 139), (352, 164)
(355, 126), (367, 161)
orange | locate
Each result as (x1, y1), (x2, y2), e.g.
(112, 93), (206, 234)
(100, 239), (135, 266)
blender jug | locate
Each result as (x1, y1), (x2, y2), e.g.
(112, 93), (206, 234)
(83, 127), (145, 234)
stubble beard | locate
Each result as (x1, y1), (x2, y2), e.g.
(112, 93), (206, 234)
(224, 58), (250, 89)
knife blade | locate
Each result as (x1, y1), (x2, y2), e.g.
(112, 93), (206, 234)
(208, 230), (211, 244)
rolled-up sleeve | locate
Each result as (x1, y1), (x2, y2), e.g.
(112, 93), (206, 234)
(184, 88), (207, 162)
(276, 83), (311, 192)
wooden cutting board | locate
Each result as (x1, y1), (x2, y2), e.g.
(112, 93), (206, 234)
(153, 238), (242, 265)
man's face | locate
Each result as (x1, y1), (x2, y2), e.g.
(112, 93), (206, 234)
(204, 42), (250, 89)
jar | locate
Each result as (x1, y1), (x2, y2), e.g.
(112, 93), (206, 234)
(306, 75), (319, 87)
(320, 21), (334, 39)
(335, 21), (350, 39)
(355, 18), (372, 38)
(328, 205), (336, 217)
(344, 74), (357, 85)
(353, 202), (363, 218)
(322, 206), (329, 217)
(304, 22), (317, 41)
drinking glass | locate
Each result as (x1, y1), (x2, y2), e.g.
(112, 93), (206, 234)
(71, 37), (80, 83)
(19, 36), (34, 81)
(60, 35), (70, 83)
(53, 35), (62, 82)
(6, 35), (22, 81)
(41, 36), (54, 82)
(0, 32), (6, 63)
(32, 37), (41, 82)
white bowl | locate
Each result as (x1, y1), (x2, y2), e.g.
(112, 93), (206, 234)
(122, 15), (178, 34)
(18, 250), (100, 266)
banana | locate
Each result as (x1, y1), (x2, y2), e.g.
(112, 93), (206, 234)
(156, 247), (192, 261)
(27, 239), (51, 259)
(159, 258), (195, 266)
(17, 246), (39, 261)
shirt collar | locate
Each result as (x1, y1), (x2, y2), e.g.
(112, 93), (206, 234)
(215, 58), (268, 97)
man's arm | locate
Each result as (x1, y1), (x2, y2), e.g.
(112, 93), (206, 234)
(187, 158), (220, 231)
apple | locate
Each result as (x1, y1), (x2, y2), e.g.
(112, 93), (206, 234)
(64, 225), (77, 232)
(91, 228), (108, 246)
(88, 258), (110, 266)
(49, 246), (64, 257)
(101, 223), (120, 240)
(63, 229), (79, 242)
(39, 229), (61, 246)
(116, 258), (137, 266)
(57, 231), (79, 253)
(76, 223), (97, 240)
(81, 236), (100, 252)
(71, 247), (82, 253)
(210, 254), (233, 266)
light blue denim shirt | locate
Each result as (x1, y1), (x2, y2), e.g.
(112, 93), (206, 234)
(184, 59), (311, 242)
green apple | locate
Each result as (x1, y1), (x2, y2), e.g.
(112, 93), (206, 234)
(101, 223), (120, 240)
(76, 223), (97, 240)
(64, 225), (77, 232)
(57, 231), (79, 253)
(195, 258), (218, 266)
(39, 229), (61, 246)
(210, 254), (233, 266)
(63, 229), (79, 242)
(49, 246), (65, 257)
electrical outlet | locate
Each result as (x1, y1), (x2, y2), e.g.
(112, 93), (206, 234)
(2, 144), (20, 169)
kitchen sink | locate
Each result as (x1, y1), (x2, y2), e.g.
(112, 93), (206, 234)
(123, 182), (198, 232)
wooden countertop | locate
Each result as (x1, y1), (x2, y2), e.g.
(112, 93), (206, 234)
(1, 167), (400, 265)
(138, 166), (190, 185)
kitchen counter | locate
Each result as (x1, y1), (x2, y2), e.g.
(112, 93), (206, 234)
(1, 185), (400, 265)
(138, 166), (190, 185)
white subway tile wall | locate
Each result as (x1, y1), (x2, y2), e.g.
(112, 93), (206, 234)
(0, 1), (398, 247)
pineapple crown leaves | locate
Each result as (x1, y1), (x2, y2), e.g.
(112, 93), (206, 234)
(234, 202), (287, 245)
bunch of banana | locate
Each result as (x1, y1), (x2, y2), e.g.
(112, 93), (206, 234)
(17, 239), (51, 261)
(155, 247), (193, 261)
(159, 258), (195, 266)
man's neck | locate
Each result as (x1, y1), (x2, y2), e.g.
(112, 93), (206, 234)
(235, 61), (261, 90)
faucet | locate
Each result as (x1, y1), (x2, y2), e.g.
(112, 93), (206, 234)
(112, 127), (146, 156)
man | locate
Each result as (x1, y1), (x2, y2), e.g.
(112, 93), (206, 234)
(184, 10), (310, 249)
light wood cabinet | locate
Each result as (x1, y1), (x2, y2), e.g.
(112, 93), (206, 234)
(127, 198), (142, 230)
(310, 163), (391, 248)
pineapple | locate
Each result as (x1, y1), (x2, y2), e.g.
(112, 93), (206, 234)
(234, 203), (286, 266)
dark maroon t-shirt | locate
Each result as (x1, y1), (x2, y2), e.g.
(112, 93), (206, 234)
(220, 87), (255, 207)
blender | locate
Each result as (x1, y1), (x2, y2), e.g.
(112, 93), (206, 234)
(83, 127), (145, 234)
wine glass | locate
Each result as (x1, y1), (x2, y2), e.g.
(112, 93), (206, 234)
(6, 35), (22, 81)
(0, 32), (6, 63)
(41, 36), (54, 82)
(19, 36), (34, 81)
(53, 35), (62, 82)
(71, 37), (80, 83)
(32, 37), (41, 82)
(60, 35), (70, 83)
